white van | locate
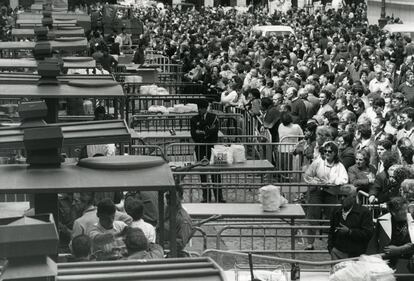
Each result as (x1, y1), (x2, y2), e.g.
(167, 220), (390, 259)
(383, 24), (414, 39)
(251, 25), (296, 38)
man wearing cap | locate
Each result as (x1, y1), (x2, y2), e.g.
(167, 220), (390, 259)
(328, 184), (374, 260)
(190, 100), (224, 203)
(369, 65), (391, 94)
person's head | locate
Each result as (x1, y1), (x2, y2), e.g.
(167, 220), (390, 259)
(352, 98), (365, 116)
(298, 87), (308, 99)
(261, 97), (273, 110)
(304, 121), (318, 141)
(377, 139), (392, 159)
(323, 111), (339, 128)
(401, 179), (414, 203)
(340, 111), (357, 124)
(338, 184), (357, 211)
(197, 99), (209, 116)
(124, 198), (144, 221)
(71, 234), (91, 259)
(316, 126), (335, 146)
(391, 92), (405, 110)
(355, 149), (370, 169)
(399, 107), (414, 128)
(397, 137), (413, 151)
(374, 65), (383, 80)
(319, 91), (331, 106)
(319, 74), (327, 85)
(400, 146), (414, 165)
(280, 112), (293, 126)
(355, 123), (372, 141)
(272, 93), (283, 106)
(249, 88), (261, 100)
(322, 141), (339, 164)
(389, 197), (409, 222)
(96, 198), (116, 230)
(371, 116), (386, 134)
(382, 151), (400, 172)
(94, 106), (106, 120)
(286, 87), (298, 101)
(337, 131), (354, 150)
(76, 192), (95, 212)
(124, 227), (149, 253)
(335, 97), (347, 112)
(372, 96), (385, 115)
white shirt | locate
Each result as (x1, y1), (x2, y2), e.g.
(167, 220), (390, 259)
(221, 90), (238, 106)
(304, 157), (349, 185)
(368, 78), (391, 93)
(130, 219), (156, 243)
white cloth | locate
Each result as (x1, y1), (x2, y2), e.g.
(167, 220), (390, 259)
(130, 219), (156, 243)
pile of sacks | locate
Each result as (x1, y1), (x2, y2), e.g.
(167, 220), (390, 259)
(148, 103), (198, 114)
(140, 84), (169, 95)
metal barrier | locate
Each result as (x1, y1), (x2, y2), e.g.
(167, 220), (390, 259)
(124, 144), (166, 160)
(166, 142), (302, 177)
(210, 102), (258, 136)
(126, 94), (212, 118)
(166, 142), (275, 163)
(129, 113), (242, 135)
(215, 224), (330, 260)
(175, 171), (307, 203)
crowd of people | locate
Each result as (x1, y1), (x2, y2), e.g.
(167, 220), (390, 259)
(110, 1), (414, 271)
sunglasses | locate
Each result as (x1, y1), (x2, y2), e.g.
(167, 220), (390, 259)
(324, 150), (334, 154)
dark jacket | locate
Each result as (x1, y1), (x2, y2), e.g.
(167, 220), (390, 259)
(328, 204), (374, 257)
(290, 98), (307, 127)
(338, 146), (355, 170)
(312, 62), (330, 76)
(348, 164), (376, 193)
(190, 112), (219, 143)
(370, 171), (398, 203)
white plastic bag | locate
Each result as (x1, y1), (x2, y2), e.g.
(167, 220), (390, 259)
(329, 255), (395, 281)
(230, 144), (246, 163)
(259, 185), (288, 212)
(186, 103), (198, 113)
(156, 87), (169, 95)
(148, 105), (167, 114)
(210, 145), (233, 165)
(146, 84), (158, 95)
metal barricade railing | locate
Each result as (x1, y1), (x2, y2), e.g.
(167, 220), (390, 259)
(215, 224), (330, 259)
(129, 113), (242, 135)
(124, 144), (166, 159)
(126, 94), (211, 117)
(165, 142), (275, 163)
(175, 171), (306, 203)
(166, 142), (302, 178)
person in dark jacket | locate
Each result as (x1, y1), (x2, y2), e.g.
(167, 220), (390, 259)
(369, 152), (406, 204)
(328, 184), (374, 260)
(338, 131), (355, 170)
(190, 100), (224, 202)
(367, 197), (414, 279)
(286, 87), (307, 127)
